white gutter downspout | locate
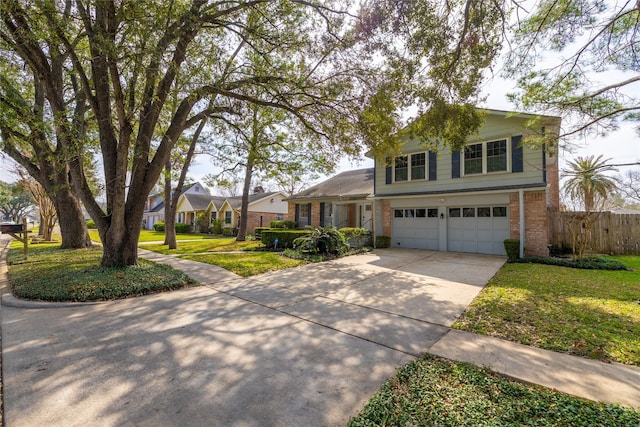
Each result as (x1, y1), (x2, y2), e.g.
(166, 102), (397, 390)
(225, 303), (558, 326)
(519, 189), (525, 258)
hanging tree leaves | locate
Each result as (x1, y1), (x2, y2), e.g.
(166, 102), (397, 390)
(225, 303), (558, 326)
(0, 0), (507, 267)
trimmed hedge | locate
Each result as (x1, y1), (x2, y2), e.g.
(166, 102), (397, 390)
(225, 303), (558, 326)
(516, 256), (630, 270)
(375, 235), (391, 248)
(269, 220), (296, 229)
(261, 229), (311, 249)
(175, 223), (191, 233)
(504, 239), (520, 261)
(153, 221), (165, 232)
(339, 227), (371, 237)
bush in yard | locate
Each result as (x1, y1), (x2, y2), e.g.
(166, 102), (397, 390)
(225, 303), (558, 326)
(195, 212), (208, 233)
(283, 220), (296, 229)
(340, 227), (372, 247)
(261, 229), (311, 249)
(375, 235), (391, 248)
(293, 227), (349, 255)
(270, 220), (287, 228)
(504, 239), (520, 261)
(209, 219), (222, 234)
(86, 219), (96, 229)
(153, 221), (165, 232)
(175, 223), (191, 233)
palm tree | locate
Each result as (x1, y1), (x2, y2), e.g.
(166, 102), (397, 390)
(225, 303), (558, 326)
(562, 155), (617, 211)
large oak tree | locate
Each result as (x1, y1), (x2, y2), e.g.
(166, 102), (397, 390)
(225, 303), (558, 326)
(1, 0), (506, 267)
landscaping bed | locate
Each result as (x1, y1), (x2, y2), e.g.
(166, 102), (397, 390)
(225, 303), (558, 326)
(349, 354), (640, 426)
(7, 243), (196, 302)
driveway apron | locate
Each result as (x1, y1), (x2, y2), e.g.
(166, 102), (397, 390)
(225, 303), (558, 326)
(1, 246), (504, 426)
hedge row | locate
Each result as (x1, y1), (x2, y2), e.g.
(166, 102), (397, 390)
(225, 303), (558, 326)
(261, 229), (311, 249)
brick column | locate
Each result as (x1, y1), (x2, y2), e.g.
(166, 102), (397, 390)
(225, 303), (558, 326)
(382, 200), (391, 236)
(510, 191), (549, 256)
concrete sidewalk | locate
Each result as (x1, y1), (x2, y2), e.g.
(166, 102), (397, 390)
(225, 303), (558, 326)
(1, 240), (638, 426)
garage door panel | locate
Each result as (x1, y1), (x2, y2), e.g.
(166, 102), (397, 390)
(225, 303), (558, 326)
(447, 205), (509, 255)
(392, 209), (440, 250)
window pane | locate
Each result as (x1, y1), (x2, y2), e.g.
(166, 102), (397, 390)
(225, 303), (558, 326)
(478, 207), (491, 217)
(464, 143), (483, 174)
(463, 207), (476, 217)
(415, 209), (426, 218)
(300, 205), (309, 217)
(449, 208), (461, 217)
(411, 153), (426, 180)
(493, 206), (507, 217)
(394, 209), (404, 218)
(405, 209), (415, 218)
(487, 140), (507, 172)
(395, 156), (408, 181)
(427, 208), (439, 218)
(225, 211), (232, 224)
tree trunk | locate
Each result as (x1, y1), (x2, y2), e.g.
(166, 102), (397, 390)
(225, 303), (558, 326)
(163, 162), (178, 249)
(236, 153), (255, 242)
(54, 187), (92, 249)
(101, 228), (140, 267)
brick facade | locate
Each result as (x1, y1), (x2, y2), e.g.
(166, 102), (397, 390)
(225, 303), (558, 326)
(244, 211), (286, 234)
(382, 200), (391, 236)
(546, 159), (560, 212)
(510, 190), (548, 256)
(311, 201), (321, 228)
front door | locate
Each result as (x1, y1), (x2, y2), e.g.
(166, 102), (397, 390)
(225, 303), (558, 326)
(360, 203), (373, 231)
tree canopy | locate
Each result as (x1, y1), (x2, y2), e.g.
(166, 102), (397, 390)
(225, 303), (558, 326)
(0, 0), (507, 266)
(506, 0), (639, 140)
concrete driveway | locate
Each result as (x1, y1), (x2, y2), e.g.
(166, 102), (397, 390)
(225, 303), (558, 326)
(1, 248), (505, 426)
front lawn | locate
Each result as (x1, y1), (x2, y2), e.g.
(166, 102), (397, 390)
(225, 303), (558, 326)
(7, 242), (196, 302)
(181, 252), (306, 277)
(349, 354), (640, 426)
(454, 256), (640, 366)
(88, 229), (220, 243)
(140, 238), (260, 254)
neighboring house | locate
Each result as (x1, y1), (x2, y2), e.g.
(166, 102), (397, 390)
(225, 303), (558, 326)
(175, 192), (217, 232)
(218, 192), (289, 234)
(285, 168), (374, 230)
(287, 109), (561, 256)
(142, 182), (208, 230)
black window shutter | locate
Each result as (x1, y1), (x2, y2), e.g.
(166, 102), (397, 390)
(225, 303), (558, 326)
(385, 165), (392, 184)
(295, 204), (300, 227)
(307, 203), (312, 225)
(428, 151), (437, 181)
(512, 135), (523, 173)
(319, 202), (325, 227)
(451, 150), (461, 179)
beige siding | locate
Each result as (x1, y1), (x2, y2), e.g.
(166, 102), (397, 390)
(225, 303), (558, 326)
(375, 113), (550, 196)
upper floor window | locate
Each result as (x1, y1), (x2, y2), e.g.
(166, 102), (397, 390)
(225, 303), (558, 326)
(394, 152), (427, 182)
(395, 156), (408, 181)
(464, 139), (508, 175)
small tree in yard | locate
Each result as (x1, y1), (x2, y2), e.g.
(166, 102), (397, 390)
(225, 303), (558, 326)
(562, 155), (618, 259)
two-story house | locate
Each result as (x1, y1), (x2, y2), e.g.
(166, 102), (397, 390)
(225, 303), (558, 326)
(287, 109), (561, 256)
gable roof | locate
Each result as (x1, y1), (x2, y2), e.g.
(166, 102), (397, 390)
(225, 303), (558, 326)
(181, 193), (215, 211)
(226, 191), (281, 210)
(287, 168), (374, 201)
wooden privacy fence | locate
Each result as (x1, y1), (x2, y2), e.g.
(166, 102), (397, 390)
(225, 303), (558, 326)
(548, 211), (640, 255)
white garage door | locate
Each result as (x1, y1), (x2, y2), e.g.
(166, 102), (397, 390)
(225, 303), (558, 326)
(447, 206), (509, 255)
(392, 208), (439, 250)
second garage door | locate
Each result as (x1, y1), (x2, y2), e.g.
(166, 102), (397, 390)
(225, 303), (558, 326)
(447, 206), (509, 255)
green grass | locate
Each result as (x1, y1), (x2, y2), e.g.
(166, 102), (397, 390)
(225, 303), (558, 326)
(454, 256), (640, 366)
(7, 242), (196, 302)
(88, 229), (220, 243)
(349, 354), (640, 426)
(181, 252), (306, 277)
(140, 238), (261, 254)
